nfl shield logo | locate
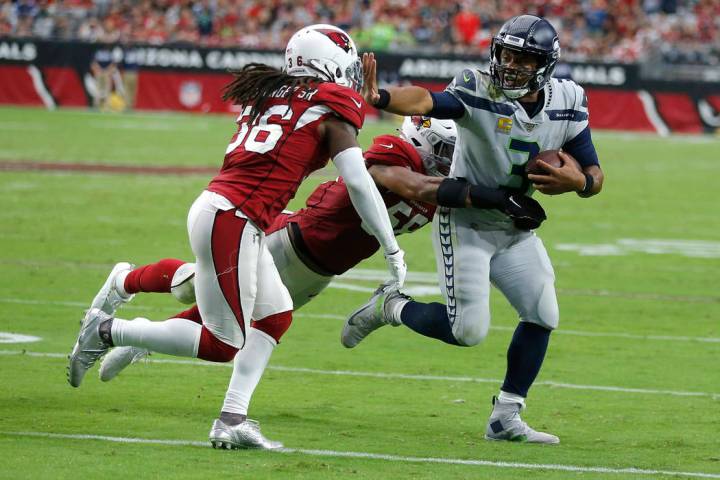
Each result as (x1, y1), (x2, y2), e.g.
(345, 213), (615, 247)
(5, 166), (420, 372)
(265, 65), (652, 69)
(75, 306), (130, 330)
(179, 81), (202, 108)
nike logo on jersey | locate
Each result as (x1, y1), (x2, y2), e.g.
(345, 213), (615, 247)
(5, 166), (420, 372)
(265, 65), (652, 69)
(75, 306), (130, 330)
(463, 72), (471, 83)
(509, 197), (522, 209)
(379, 143), (394, 149)
(351, 97), (362, 108)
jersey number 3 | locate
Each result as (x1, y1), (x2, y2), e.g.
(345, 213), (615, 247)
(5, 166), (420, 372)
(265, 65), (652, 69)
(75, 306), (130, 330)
(505, 138), (540, 193)
(225, 105), (294, 155)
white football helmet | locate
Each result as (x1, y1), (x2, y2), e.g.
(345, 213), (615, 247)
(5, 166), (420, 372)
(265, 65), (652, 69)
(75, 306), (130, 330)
(285, 24), (363, 92)
(400, 116), (457, 177)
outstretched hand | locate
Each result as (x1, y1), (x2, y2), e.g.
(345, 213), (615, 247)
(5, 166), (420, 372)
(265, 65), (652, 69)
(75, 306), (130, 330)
(361, 52), (380, 106)
(528, 150), (586, 195)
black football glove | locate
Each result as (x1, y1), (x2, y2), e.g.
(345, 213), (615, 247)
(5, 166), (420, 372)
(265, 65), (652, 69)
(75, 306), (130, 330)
(502, 193), (547, 230)
(467, 184), (547, 230)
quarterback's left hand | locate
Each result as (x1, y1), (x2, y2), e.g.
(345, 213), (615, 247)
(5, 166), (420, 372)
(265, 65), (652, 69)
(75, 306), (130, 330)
(528, 151), (585, 195)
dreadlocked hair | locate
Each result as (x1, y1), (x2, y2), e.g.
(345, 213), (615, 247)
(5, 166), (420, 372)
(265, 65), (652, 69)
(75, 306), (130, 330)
(222, 63), (321, 123)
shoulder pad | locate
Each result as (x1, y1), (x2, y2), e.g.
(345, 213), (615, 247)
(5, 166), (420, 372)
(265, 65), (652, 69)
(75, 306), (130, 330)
(452, 69), (477, 92)
(314, 83), (366, 130)
(364, 135), (423, 172)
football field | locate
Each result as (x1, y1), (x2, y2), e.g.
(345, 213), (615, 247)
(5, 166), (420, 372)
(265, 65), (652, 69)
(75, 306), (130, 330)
(1, 106), (719, 479)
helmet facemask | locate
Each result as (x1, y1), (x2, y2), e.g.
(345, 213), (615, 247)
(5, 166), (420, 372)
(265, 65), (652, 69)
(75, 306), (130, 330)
(489, 15), (561, 100)
(423, 131), (455, 177)
(491, 45), (547, 99)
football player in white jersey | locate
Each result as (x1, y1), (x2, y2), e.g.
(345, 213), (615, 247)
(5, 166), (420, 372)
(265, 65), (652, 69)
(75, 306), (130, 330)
(342, 15), (604, 444)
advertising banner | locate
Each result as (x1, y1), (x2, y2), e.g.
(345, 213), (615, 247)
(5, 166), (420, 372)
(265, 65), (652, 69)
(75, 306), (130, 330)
(1, 38), (718, 133)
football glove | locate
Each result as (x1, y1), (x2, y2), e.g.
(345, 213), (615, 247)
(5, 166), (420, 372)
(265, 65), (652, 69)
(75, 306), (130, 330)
(502, 193), (547, 230)
(384, 249), (407, 288)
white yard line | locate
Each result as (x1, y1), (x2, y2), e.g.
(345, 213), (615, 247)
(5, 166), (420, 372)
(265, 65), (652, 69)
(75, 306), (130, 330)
(4, 431), (720, 478)
(2, 297), (719, 344)
(1, 349), (718, 399)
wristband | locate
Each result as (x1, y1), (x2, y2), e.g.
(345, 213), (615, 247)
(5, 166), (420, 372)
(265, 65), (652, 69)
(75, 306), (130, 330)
(468, 184), (506, 209)
(374, 89), (391, 109)
(578, 172), (594, 197)
(436, 178), (469, 208)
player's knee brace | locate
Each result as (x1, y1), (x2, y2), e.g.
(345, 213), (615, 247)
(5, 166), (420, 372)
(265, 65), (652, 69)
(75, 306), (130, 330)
(197, 326), (239, 362)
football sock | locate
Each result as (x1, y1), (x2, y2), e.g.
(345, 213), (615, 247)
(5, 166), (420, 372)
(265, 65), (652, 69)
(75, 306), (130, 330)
(399, 301), (461, 346)
(111, 317), (201, 357)
(501, 322), (551, 398)
(498, 390), (526, 408)
(385, 294), (409, 325)
(219, 412), (247, 426)
(221, 328), (276, 416)
(123, 259), (184, 294)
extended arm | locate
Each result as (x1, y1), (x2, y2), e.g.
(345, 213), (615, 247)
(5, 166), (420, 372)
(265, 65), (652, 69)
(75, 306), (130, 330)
(322, 117), (406, 285)
(361, 52), (434, 116)
(369, 165), (546, 229)
(369, 165), (452, 205)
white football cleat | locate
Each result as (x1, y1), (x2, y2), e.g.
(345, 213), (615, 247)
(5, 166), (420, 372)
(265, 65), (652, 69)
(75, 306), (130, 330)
(99, 346), (149, 382)
(170, 262), (196, 304)
(209, 419), (283, 450)
(341, 282), (405, 348)
(91, 262), (135, 316)
(484, 396), (559, 444)
(67, 308), (112, 388)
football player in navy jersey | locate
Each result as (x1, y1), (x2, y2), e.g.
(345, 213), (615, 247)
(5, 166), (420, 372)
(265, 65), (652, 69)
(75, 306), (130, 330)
(345, 15), (605, 444)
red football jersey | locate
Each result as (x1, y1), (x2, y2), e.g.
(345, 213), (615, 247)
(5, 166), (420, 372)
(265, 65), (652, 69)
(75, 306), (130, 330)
(208, 82), (365, 231)
(286, 134), (437, 275)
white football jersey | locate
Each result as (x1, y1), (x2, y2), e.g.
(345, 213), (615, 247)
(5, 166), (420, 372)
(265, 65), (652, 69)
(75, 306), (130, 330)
(445, 69), (589, 228)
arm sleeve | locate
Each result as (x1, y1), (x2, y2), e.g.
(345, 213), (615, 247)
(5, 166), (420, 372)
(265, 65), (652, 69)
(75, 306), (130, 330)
(428, 92), (465, 119)
(436, 69), (479, 120)
(562, 126), (600, 167)
(333, 146), (400, 254)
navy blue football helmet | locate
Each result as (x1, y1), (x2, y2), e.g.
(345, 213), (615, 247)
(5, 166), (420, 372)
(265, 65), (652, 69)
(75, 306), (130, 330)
(490, 15), (561, 99)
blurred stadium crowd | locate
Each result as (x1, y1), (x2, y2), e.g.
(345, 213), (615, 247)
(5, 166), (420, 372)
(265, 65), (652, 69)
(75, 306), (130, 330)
(1, 0), (719, 64)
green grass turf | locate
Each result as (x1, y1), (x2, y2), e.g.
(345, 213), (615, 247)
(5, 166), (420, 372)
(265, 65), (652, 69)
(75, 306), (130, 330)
(1, 106), (719, 479)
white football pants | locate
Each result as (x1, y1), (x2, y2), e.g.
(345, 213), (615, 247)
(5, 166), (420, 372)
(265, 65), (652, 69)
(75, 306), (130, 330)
(432, 207), (559, 346)
(265, 225), (333, 310)
(188, 190), (293, 349)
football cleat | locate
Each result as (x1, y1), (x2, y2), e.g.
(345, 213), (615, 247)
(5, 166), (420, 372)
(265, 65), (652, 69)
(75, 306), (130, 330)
(209, 418), (283, 450)
(91, 262), (135, 316)
(99, 346), (149, 382)
(67, 308), (112, 388)
(340, 282), (406, 348)
(484, 396), (559, 444)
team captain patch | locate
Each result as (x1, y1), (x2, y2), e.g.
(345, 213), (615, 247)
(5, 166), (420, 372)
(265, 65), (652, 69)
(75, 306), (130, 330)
(496, 117), (513, 134)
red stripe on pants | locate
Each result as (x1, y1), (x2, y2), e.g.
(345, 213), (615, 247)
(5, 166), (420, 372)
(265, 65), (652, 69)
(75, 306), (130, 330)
(210, 210), (247, 338)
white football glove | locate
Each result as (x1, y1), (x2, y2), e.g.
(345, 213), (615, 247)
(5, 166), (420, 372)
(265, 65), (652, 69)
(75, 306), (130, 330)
(384, 249), (407, 288)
